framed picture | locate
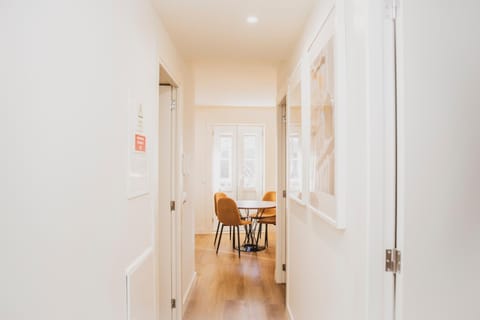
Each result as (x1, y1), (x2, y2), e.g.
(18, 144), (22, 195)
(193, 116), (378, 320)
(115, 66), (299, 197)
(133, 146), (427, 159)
(286, 63), (304, 204)
(307, 6), (346, 229)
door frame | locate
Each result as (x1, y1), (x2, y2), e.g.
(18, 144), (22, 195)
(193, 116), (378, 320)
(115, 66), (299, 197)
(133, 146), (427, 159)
(365, 0), (398, 319)
(153, 63), (183, 320)
(275, 97), (287, 283)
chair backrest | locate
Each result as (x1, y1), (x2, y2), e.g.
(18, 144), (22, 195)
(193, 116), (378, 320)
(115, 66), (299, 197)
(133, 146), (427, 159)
(214, 192), (227, 217)
(217, 197), (243, 226)
(262, 191), (276, 216)
(262, 191), (276, 201)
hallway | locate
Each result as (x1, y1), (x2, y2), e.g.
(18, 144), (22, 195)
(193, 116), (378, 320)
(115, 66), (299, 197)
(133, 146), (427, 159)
(3, 1), (480, 320)
(184, 232), (286, 320)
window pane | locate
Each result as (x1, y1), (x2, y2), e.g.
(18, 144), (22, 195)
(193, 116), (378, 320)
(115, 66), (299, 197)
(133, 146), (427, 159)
(243, 159), (256, 188)
(220, 136), (232, 158)
(220, 159), (229, 178)
(243, 135), (258, 189)
(243, 135), (256, 158)
(219, 135), (233, 191)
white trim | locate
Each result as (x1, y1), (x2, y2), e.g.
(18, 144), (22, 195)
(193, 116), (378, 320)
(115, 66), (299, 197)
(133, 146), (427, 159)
(182, 272), (197, 312)
(125, 247), (154, 320)
(125, 247), (154, 278)
(287, 304), (295, 320)
(288, 195), (307, 207)
(308, 204), (339, 229)
(307, 6), (336, 52)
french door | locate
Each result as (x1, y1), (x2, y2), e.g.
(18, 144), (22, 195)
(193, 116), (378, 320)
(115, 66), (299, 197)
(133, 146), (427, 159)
(212, 125), (264, 201)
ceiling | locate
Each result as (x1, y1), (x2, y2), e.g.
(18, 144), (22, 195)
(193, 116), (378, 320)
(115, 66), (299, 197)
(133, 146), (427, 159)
(153, 0), (318, 63)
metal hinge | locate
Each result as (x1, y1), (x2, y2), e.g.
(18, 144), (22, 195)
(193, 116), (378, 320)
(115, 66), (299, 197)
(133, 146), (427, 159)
(171, 298), (176, 309)
(170, 200), (176, 211)
(385, 248), (401, 273)
(282, 190), (286, 198)
(385, 0), (398, 20)
(282, 264), (286, 271)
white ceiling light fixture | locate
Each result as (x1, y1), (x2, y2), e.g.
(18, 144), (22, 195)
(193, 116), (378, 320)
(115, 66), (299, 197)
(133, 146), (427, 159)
(246, 16), (259, 24)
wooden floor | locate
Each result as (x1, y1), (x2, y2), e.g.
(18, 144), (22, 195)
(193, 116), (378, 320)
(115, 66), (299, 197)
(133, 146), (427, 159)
(183, 229), (287, 320)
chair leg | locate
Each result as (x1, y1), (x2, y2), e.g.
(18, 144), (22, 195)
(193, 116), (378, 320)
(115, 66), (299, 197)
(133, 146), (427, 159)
(265, 224), (268, 248)
(237, 226), (241, 258)
(256, 223), (262, 247)
(216, 225), (224, 255)
(214, 221), (221, 246)
(232, 225), (236, 250)
(229, 226), (232, 240)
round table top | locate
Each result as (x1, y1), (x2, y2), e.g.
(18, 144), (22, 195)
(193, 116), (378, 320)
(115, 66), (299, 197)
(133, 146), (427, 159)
(236, 200), (276, 210)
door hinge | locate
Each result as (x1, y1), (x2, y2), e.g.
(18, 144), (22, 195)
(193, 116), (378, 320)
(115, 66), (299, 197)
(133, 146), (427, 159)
(385, 0), (398, 20)
(282, 263), (286, 271)
(385, 248), (401, 273)
(282, 190), (286, 198)
(171, 298), (176, 309)
(170, 200), (176, 211)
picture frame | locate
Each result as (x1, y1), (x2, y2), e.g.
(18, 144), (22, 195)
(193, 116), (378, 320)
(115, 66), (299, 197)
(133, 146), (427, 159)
(286, 63), (305, 205)
(306, 5), (347, 229)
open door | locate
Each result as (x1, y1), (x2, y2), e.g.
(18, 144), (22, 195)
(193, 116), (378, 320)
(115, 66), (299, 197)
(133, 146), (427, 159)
(155, 84), (174, 320)
(276, 98), (287, 283)
(391, 1), (480, 319)
(154, 64), (181, 320)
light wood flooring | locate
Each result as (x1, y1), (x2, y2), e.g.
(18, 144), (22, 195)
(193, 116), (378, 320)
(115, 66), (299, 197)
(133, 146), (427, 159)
(183, 229), (287, 320)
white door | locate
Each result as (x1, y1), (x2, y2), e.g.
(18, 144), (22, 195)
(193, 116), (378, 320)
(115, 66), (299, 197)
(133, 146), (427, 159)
(156, 85), (174, 319)
(276, 101), (287, 283)
(213, 125), (264, 200)
(394, 1), (480, 319)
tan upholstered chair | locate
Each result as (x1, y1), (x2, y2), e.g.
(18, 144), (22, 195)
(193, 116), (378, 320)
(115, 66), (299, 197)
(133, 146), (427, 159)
(252, 191), (276, 248)
(250, 191), (276, 219)
(216, 197), (252, 258)
(213, 192), (228, 246)
(256, 215), (276, 248)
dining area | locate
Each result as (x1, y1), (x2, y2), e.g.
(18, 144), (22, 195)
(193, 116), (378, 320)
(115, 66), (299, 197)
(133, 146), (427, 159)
(213, 192), (277, 258)
(183, 190), (287, 320)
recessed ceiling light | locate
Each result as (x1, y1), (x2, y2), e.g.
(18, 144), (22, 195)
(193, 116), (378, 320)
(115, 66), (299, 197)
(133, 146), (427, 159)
(246, 16), (258, 24)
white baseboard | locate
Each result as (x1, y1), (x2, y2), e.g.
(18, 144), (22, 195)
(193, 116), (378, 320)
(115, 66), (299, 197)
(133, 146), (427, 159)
(182, 272), (197, 312)
(275, 269), (286, 284)
(287, 304), (295, 320)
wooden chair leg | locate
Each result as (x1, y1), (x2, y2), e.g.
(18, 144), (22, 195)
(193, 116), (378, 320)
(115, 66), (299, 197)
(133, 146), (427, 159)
(216, 225), (224, 255)
(214, 221), (221, 246)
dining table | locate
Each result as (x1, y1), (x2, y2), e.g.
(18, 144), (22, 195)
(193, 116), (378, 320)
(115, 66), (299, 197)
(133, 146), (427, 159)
(236, 200), (276, 252)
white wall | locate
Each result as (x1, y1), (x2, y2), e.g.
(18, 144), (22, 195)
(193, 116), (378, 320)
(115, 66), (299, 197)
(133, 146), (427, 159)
(194, 59), (277, 107)
(278, 0), (383, 319)
(0, 0), (195, 319)
(193, 106), (277, 234)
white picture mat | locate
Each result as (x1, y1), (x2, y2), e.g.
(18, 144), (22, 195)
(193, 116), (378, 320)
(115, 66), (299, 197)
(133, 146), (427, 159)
(306, 5), (347, 229)
(286, 62), (306, 206)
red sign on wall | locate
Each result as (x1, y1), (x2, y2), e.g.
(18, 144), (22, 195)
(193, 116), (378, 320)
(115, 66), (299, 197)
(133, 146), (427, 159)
(135, 134), (146, 152)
